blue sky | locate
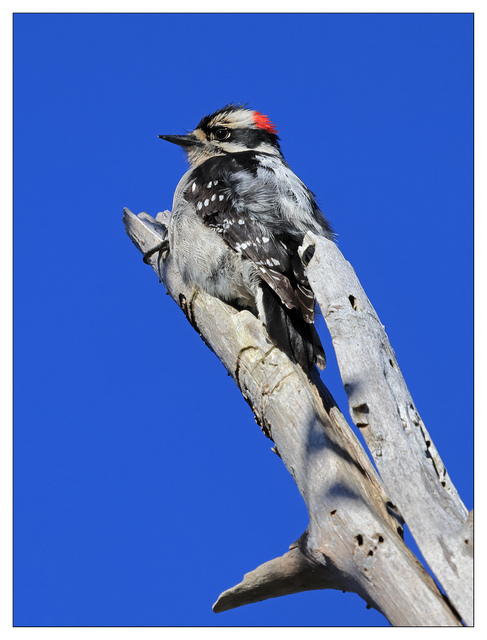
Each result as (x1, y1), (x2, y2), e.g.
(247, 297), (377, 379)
(13, 13), (473, 627)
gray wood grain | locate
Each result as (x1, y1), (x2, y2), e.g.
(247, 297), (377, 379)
(123, 208), (468, 626)
(302, 232), (472, 625)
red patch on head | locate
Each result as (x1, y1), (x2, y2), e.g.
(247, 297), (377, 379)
(253, 111), (278, 134)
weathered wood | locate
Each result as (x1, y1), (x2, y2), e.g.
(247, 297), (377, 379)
(123, 208), (465, 626)
(301, 232), (473, 625)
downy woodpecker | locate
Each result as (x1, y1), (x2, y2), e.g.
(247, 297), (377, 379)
(158, 104), (334, 373)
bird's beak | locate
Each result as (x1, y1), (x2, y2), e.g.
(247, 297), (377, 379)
(158, 134), (202, 148)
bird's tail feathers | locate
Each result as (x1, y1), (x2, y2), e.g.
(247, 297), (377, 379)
(260, 284), (326, 373)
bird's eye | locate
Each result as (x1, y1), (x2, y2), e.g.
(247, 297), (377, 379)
(214, 127), (231, 141)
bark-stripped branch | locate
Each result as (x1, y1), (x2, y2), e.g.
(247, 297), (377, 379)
(301, 232), (473, 625)
(123, 208), (469, 626)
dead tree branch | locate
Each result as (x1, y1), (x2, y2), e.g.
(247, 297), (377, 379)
(123, 208), (467, 626)
(301, 232), (473, 625)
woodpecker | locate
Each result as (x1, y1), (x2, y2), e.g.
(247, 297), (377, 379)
(157, 104), (334, 373)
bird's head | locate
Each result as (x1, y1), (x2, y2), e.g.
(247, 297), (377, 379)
(159, 104), (282, 166)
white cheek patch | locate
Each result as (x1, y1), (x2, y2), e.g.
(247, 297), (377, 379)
(219, 141), (249, 154)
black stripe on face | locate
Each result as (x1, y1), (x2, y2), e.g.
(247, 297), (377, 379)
(226, 127), (279, 149)
(197, 124), (280, 150)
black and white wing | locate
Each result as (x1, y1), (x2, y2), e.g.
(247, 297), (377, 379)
(183, 153), (325, 371)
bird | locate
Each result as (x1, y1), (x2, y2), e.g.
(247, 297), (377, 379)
(156, 104), (334, 373)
